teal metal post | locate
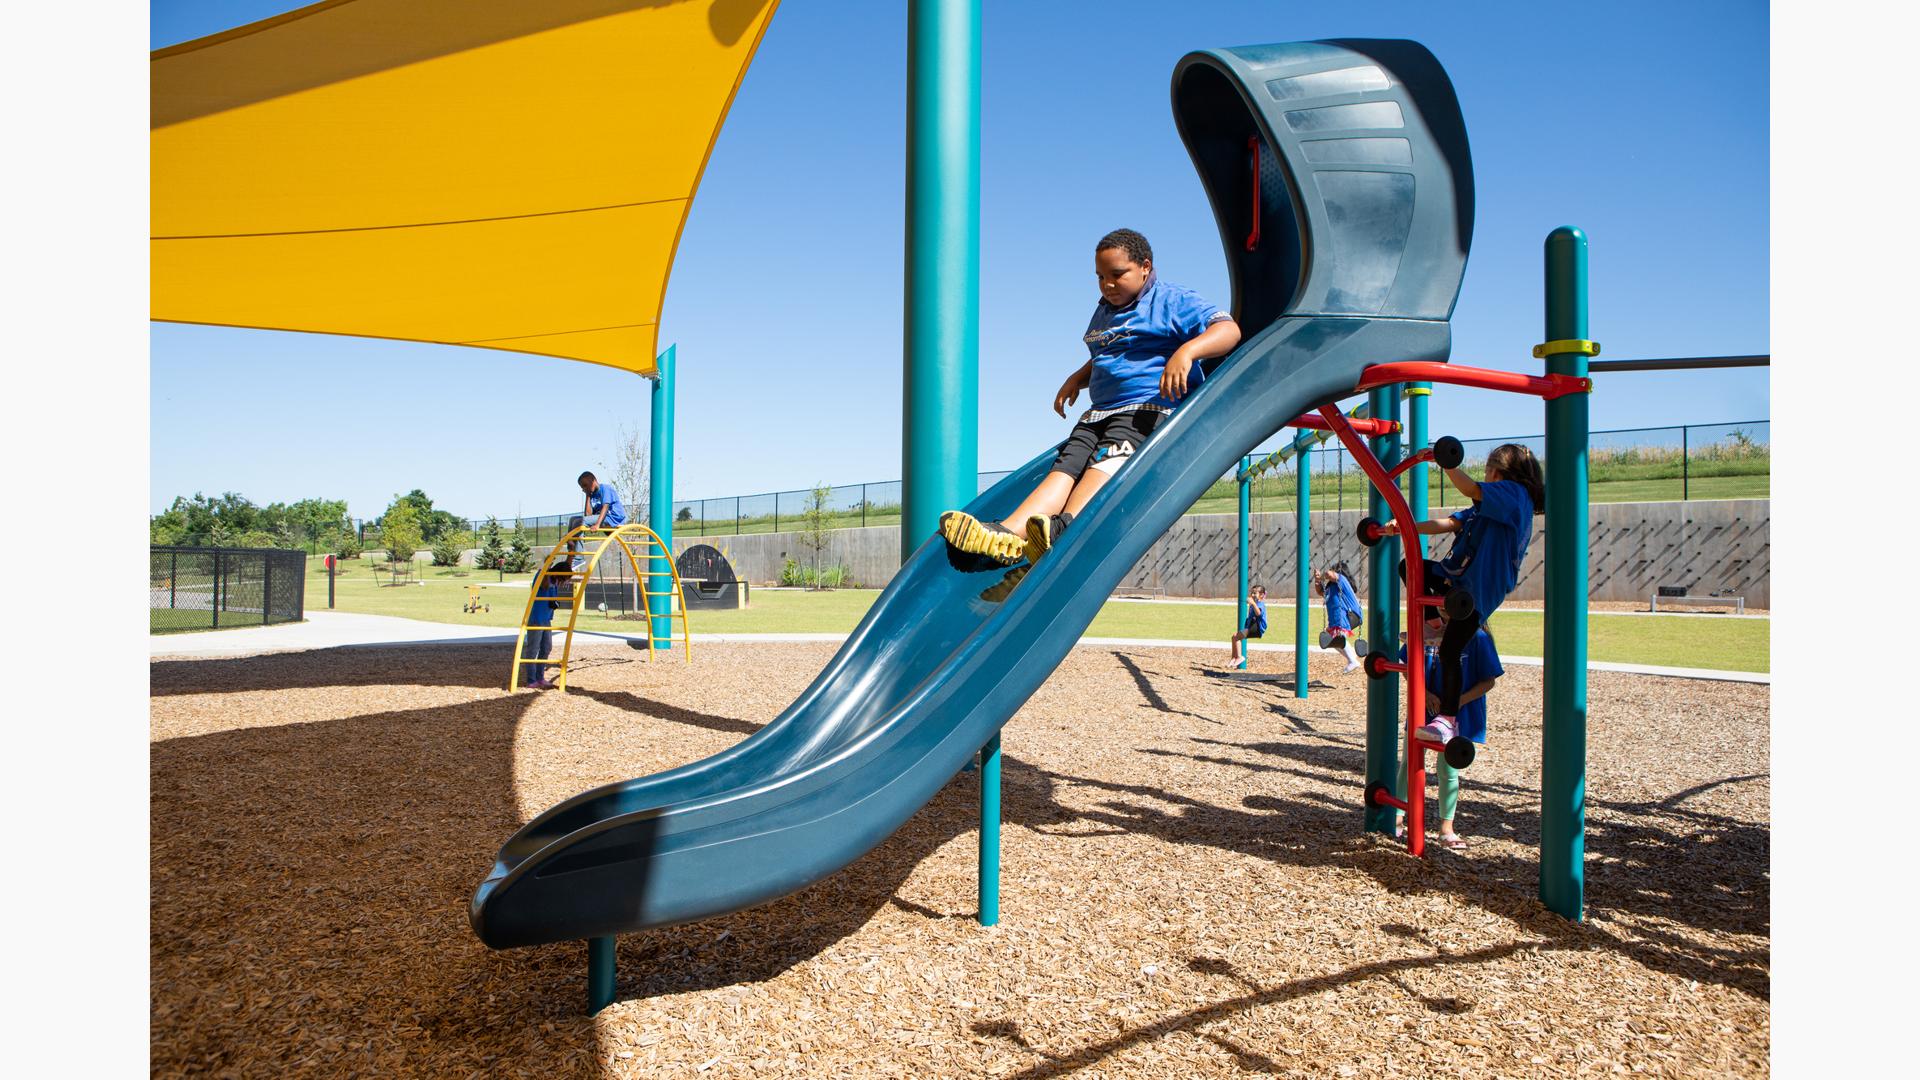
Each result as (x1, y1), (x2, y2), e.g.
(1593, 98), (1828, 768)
(1541, 227), (1591, 920)
(901, 0), (981, 561)
(1236, 456), (1250, 671)
(1406, 383), (1431, 559)
(1295, 440), (1311, 698)
(648, 345), (676, 648)
(1363, 386), (1403, 834)
(587, 936), (615, 1013)
(978, 733), (1000, 925)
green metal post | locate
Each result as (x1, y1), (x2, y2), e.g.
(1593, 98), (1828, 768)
(1295, 441), (1311, 698)
(1237, 456), (1250, 671)
(1406, 383), (1431, 559)
(978, 733), (1000, 925)
(1541, 226), (1591, 920)
(1363, 386), (1403, 834)
(901, 0), (981, 561)
(587, 936), (615, 1013)
(648, 346), (676, 648)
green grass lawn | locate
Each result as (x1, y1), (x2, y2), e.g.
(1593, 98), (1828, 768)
(302, 559), (1767, 672)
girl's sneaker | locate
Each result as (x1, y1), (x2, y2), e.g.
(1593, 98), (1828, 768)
(1022, 512), (1074, 564)
(940, 511), (1025, 565)
(1415, 715), (1456, 744)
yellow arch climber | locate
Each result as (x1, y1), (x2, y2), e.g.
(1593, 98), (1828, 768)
(512, 523), (691, 691)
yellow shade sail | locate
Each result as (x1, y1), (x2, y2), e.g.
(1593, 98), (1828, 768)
(152, 0), (780, 377)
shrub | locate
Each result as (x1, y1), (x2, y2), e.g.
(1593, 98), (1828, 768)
(333, 530), (363, 561)
(476, 517), (506, 571)
(382, 502), (423, 564)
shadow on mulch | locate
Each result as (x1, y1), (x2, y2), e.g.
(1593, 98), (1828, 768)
(999, 730), (1768, 1004)
(151, 646), (1053, 1075)
(150, 644), (515, 695)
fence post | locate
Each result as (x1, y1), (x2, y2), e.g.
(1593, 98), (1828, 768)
(263, 555), (272, 626)
(862, 484), (868, 528)
(170, 551), (178, 610)
(1681, 425), (1689, 501)
(212, 550), (221, 630)
(736, 496), (742, 535)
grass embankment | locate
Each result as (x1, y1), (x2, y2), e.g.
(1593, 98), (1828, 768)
(306, 559), (1768, 672)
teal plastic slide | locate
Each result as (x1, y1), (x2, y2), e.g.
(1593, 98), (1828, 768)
(472, 39), (1473, 949)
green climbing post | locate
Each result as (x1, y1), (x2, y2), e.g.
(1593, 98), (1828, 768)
(1541, 227), (1591, 920)
(978, 733), (1000, 925)
(901, 0), (981, 561)
(1295, 439), (1311, 698)
(1406, 382), (1431, 559)
(1237, 456), (1250, 671)
(648, 345), (676, 648)
(1363, 386), (1403, 834)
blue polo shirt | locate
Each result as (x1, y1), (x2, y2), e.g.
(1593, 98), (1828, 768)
(588, 483), (627, 527)
(1403, 627), (1503, 744)
(1438, 479), (1535, 617)
(526, 575), (567, 628)
(1083, 275), (1231, 411)
(1325, 573), (1362, 631)
(1245, 597), (1267, 634)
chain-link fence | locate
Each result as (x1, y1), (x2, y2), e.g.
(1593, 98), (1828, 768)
(340, 420), (1769, 549)
(151, 547), (307, 632)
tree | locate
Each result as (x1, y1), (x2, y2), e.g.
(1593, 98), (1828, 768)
(477, 517), (507, 571)
(430, 530), (465, 567)
(392, 488), (463, 541)
(799, 483), (834, 589)
(605, 424), (649, 520)
(502, 521), (535, 573)
(676, 506), (694, 523)
(381, 501), (424, 564)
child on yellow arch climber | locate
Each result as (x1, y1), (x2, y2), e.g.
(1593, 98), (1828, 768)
(940, 228), (1241, 581)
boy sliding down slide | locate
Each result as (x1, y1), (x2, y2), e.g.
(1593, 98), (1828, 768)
(940, 229), (1240, 591)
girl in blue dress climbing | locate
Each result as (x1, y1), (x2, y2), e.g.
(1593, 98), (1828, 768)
(1379, 443), (1543, 745)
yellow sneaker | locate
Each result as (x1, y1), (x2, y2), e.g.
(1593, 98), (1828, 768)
(940, 511), (1025, 565)
(1022, 511), (1072, 564)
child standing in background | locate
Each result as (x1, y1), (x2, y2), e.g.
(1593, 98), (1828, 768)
(1318, 563), (1364, 673)
(519, 558), (570, 690)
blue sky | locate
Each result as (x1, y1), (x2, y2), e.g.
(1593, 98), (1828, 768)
(150, 0), (1768, 521)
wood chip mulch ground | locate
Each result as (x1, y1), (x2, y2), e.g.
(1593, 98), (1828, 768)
(151, 641), (1768, 1078)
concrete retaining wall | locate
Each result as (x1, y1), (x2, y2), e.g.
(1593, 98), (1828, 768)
(562, 500), (1770, 609)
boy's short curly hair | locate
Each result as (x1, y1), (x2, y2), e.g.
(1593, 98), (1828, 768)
(1096, 228), (1153, 266)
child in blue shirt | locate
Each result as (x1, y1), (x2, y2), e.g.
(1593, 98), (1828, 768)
(1317, 562), (1364, 672)
(1227, 584), (1267, 666)
(519, 559), (571, 690)
(1398, 609), (1504, 850)
(940, 229), (1241, 576)
(1380, 443), (1542, 730)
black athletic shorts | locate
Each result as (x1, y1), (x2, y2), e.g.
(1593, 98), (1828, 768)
(1053, 408), (1164, 478)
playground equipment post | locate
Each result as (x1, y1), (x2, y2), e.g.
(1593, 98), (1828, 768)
(1362, 386), (1402, 834)
(1541, 227), (1592, 919)
(1236, 455), (1250, 671)
(649, 345), (676, 648)
(1295, 437), (1310, 697)
(1405, 381), (1431, 557)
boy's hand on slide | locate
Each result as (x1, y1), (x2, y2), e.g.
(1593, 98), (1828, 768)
(1160, 354), (1194, 400)
(1378, 520), (1401, 536)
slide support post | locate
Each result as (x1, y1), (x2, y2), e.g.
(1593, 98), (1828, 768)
(648, 346), (677, 648)
(588, 936), (615, 1014)
(978, 733), (1001, 926)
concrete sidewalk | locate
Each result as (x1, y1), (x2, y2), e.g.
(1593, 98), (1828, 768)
(151, 612), (1769, 684)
